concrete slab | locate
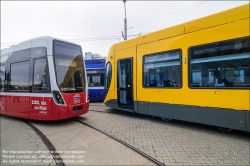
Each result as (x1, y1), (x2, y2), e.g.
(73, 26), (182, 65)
(74, 138), (156, 166)
(30, 119), (84, 136)
(36, 124), (109, 151)
(0, 115), (56, 166)
(32, 119), (155, 165)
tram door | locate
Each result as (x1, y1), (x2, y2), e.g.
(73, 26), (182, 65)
(117, 58), (134, 111)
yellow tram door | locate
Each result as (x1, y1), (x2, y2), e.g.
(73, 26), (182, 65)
(115, 47), (137, 112)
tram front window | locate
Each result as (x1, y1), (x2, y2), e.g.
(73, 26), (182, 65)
(104, 62), (112, 89)
(87, 69), (105, 87)
(53, 40), (85, 92)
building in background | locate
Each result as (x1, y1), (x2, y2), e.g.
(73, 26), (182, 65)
(85, 52), (105, 59)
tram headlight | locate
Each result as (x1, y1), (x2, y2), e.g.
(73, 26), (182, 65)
(53, 90), (65, 105)
(86, 90), (89, 102)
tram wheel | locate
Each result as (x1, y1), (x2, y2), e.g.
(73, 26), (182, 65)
(161, 117), (172, 121)
(218, 127), (234, 132)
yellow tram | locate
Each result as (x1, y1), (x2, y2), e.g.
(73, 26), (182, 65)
(104, 4), (250, 132)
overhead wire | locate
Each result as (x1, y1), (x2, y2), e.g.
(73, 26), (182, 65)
(1, 36), (123, 45)
(1, 1), (207, 46)
(1, 33), (150, 46)
(127, 0), (208, 30)
(67, 35), (122, 40)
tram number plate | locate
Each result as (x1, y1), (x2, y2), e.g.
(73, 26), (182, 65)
(32, 100), (40, 105)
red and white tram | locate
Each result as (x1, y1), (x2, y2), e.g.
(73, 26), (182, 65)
(0, 36), (89, 120)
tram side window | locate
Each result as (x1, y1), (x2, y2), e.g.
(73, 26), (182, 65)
(33, 58), (50, 92)
(10, 61), (30, 91)
(0, 65), (5, 92)
(143, 50), (181, 88)
(189, 37), (250, 88)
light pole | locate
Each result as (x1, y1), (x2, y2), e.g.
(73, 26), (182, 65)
(123, 0), (127, 40)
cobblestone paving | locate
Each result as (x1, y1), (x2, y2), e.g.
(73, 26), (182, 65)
(77, 103), (250, 166)
(0, 115), (56, 166)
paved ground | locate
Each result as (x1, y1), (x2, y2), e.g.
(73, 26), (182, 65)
(78, 102), (250, 166)
(0, 115), (56, 166)
(1, 103), (249, 166)
(0, 114), (156, 166)
(31, 119), (156, 166)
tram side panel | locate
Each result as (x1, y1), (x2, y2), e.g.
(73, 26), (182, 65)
(10, 62), (30, 119)
(185, 18), (250, 131)
(3, 48), (31, 118)
(0, 65), (7, 115)
(185, 18), (249, 110)
(137, 18), (250, 110)
(29, 95), (59, 120)
(136, 35), (185, 116)
(0, 94), (7, 115)
(136, 18), (249, 131)
(114, 46), (137, 112)
(7, 93), (29, 119)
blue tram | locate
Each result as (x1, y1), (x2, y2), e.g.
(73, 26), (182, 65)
(84, 59), (106, 101)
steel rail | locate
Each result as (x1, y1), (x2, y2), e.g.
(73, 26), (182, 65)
(24, 121), (66, 166)
(75, 119), (165, 166)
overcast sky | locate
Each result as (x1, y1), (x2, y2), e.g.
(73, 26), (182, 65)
(1, 1), (248, 57)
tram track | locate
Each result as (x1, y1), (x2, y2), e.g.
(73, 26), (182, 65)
(89, 104), (107, 107)
(24, 120), (65, 166)
(89, 109), (120, 114)
(74, 118), (165, 166)
(89, 109), (159, 120)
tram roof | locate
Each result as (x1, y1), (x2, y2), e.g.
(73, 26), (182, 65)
(1, 36), (81, 57)
(84, 59), (106, 69)
(113, 3), (249, 50)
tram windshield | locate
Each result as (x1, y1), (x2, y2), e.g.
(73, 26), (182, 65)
(87, 69), (105, 87)
(53, 40), (85, 92)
